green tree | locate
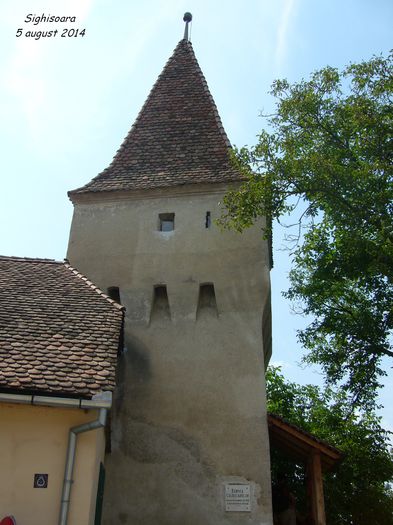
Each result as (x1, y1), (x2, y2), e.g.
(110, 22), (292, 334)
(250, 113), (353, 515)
(267, 367), (393, 525)
(220, 52), (393, 406)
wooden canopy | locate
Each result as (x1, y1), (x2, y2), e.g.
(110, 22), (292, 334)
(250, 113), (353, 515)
(268, 413), (343, 525)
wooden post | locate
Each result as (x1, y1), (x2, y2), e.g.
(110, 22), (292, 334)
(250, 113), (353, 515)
(307, 451), (326, 525)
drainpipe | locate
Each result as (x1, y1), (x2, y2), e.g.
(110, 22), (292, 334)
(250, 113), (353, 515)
(59, 407), (108, 525)
(0, 391), (112, 525)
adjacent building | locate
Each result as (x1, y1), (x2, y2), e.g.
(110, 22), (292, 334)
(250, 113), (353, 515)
(0, 256), (124, 525)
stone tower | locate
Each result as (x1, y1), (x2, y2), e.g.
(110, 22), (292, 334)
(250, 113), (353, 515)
(67, 27), (273, 525)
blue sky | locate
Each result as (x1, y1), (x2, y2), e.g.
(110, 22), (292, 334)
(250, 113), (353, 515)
(1, 0), (392, 426)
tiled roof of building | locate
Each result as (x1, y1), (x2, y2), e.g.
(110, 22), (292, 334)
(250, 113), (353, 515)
(69, 39), (242, 197)
(0, 256), (124, 399)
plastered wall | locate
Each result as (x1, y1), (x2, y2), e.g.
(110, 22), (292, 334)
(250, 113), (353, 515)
(0, 403), (105, 525)
(67, 185), (273, 524)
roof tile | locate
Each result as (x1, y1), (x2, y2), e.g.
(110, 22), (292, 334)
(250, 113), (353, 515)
(0, 256), (124, 399)
(69, 40), (242, 197)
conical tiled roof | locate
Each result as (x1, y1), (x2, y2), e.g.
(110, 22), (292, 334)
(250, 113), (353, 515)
(69, 40), (242, 197)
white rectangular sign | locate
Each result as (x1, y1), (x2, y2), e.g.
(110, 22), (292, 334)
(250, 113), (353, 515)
(225, 483), (251, 512)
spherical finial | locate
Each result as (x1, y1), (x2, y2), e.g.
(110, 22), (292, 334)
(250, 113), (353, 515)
(183, 12), (192, 41)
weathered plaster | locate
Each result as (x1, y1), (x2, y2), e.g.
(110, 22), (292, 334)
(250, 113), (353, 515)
(67, 186), (273, 524)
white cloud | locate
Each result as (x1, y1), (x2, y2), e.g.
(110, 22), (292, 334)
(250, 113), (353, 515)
(275, 0), (296, 72)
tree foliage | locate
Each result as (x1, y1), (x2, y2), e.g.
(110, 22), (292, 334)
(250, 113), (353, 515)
(267, 367), (393, 525)
(220, 52), (393, 405)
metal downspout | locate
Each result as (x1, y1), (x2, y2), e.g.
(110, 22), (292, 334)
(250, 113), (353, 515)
(59, 407), (108, 525)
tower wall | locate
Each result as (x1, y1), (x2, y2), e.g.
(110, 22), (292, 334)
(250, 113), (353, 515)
(67, 184), (273, 524)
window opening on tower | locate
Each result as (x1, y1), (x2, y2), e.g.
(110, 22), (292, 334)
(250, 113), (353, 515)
(159, 213), (175, 232)
(197, 283), (218, 318)
(150, 285), (171, 322)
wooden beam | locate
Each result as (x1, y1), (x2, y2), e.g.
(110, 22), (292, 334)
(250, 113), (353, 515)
(308, 451), (326, 525)
(268, 415), (342, 466)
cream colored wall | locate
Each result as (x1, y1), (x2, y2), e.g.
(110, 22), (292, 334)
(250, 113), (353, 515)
(0, 402), (105, 525)
(67, 185), (271, 345)
(67, 184), (273, 524)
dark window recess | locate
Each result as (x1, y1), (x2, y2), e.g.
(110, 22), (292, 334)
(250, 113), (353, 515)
(151, 285), (171, 321)
(159, 213), (175, 232)
(107, 286), (121, 304)
(197, 283), (218, 318)
(205, 211), (211, 228)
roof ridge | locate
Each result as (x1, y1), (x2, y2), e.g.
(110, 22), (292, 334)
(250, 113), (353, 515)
(0, 256), (125, 310)
(63, 262), (125, 311)
(184, 41), (232, 149)
(0, 255), (59, 264)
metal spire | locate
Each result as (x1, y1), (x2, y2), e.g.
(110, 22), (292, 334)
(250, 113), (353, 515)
(183, 12), (192, 41)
